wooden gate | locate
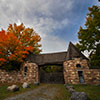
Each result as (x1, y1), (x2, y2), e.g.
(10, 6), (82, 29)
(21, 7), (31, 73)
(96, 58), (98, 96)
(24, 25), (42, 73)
(39, 64), (64, 83)
(39, 71), (64, 84)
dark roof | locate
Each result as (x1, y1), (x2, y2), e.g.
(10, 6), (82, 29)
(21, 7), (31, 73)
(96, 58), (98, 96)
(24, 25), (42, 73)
(25, 42), (88, 65)
(26, 52), (67, 65)
(65, 42), (88, 60)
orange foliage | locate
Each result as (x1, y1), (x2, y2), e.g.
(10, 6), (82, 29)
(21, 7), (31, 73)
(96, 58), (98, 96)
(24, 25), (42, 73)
(0, 23), (41, 66)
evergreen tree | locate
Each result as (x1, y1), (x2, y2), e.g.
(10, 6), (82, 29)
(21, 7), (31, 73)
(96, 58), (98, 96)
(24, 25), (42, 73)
(76, 5), (100, 68)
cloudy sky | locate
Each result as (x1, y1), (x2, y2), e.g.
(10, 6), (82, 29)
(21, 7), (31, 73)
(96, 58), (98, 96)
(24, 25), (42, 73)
(0, 0), (99, 53)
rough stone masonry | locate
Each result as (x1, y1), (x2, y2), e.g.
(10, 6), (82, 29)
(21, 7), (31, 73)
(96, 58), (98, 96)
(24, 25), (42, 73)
(0, 42), (100, 84)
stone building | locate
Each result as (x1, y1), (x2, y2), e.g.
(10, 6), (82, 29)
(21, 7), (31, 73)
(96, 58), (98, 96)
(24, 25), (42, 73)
(0, 42), (100, 84)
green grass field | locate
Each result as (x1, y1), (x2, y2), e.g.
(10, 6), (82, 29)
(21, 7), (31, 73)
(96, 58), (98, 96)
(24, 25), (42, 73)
(0, 83), (100, 100)
(73, 84), (100, 100)
(0, 83), (71, 100)
(0, 83), (41, 100)
(52, 84), (71, 100)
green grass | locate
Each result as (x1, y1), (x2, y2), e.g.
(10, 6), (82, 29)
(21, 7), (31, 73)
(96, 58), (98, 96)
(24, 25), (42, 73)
(53, 84), (71, 100)
(0, 83), (100, 100)
(0, 83), (71, 100)
(73, 84), (100, 100)
(0, 83), (43, 100)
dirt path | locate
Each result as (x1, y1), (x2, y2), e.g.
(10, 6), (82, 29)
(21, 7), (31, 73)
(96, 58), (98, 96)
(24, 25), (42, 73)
(4, 84), (59, 100)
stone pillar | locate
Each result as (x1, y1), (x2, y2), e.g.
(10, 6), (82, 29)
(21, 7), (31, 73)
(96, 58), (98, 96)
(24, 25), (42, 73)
(63, 58), (89, 84)
(22, 62), (39, 83)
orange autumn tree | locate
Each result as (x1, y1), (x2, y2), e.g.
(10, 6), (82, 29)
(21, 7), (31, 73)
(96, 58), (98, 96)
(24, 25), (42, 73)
(0, 23), (41, 70)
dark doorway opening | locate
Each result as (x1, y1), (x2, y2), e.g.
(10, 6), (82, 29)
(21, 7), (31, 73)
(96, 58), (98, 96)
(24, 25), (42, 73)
(78, 71), (85, 84)
(39, 64), (64, 84)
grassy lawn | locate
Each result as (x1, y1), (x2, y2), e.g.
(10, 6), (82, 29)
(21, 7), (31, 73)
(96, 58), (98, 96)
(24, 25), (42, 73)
(0, 83), (100, 100)
(53, 84), (71, 100)
(0, 83), (42, 100)
(73, 84), (100, 100)
(0, 83), (71, 100)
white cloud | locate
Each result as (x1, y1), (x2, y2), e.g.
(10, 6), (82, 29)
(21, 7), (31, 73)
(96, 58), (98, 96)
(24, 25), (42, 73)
(41, 34), (68, 53)
(0, 0), (74, 53)
(93, 0), (99, 5)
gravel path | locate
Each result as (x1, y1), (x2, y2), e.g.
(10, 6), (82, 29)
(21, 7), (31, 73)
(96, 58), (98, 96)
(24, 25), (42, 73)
(4, 84), (59, 100)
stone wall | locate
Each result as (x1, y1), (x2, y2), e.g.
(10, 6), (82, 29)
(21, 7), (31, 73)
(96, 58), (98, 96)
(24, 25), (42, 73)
(0, 58), (100, 84)
(0, 62), (39, 83)
(64, 58), (100, 84)
(0, 70), (23, 83)
(84, 69), (100, 84)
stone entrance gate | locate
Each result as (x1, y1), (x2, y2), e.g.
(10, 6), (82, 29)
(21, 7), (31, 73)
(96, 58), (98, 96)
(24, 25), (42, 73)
(0, 42), (100, 84)
(39, 64), (64, 84)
